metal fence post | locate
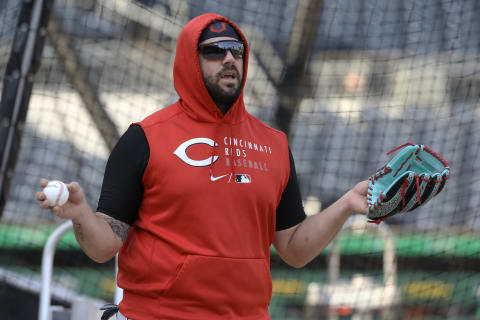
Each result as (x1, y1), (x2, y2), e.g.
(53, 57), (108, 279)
(39, 221), (73, 320)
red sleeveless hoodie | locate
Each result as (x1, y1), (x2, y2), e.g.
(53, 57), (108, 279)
(117, 13), (291, 319)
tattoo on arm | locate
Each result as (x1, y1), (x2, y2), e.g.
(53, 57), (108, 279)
(73, 222), (84, 241)
(102, 215), (130, 242)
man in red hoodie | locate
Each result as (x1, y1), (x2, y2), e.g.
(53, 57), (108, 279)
(36, 13), (369, 320)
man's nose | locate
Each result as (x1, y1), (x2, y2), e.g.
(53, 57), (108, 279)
(222, 50), (236, 64)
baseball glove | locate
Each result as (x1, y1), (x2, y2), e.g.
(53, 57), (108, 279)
(366, 142), (450, 224)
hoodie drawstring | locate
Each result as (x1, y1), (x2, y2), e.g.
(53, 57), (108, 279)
(229, 122), (236, 178)
(209, 113), (235, 182)
(209, 112), (220, 178)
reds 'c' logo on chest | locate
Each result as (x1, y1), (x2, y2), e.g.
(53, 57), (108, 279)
(173, 137), (219, 167)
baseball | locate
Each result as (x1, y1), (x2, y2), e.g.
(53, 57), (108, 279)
(43, 180), (69, 207)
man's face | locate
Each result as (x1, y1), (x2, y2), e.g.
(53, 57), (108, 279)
(198, 36), (244, 108)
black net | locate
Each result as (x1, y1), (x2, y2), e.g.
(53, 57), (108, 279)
(1, 0), (480, 319)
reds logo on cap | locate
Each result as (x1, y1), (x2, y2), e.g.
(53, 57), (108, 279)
(210, 22), (227, 33)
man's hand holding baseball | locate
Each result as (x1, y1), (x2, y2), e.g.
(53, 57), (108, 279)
(36, 178), (89, 220)
(36, 178), (123, 263)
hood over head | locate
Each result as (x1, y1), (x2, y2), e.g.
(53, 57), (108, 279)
(173, 13), (249, 124)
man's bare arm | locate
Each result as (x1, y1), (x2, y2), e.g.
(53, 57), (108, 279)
(273, 180), (369, 268)
(98, 213), (130, 242)
(69, 210), (125, 263)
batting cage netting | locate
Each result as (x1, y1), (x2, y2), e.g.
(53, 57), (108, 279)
(1, 0), (480, 319)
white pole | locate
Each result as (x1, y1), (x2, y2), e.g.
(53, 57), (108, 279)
(114, 254), (123, 305)
(39, 221), (73, 320)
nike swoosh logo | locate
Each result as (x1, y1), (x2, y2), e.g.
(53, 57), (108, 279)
(210, 174), (229, 181)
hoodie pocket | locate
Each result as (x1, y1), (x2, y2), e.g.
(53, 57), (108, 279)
(162, 255), (272, 316)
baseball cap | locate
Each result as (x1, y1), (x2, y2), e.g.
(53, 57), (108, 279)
(199, 20), (241, 43)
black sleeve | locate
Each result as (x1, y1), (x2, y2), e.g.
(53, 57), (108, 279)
(96, 125), (149, 225)
(275, 148), (307, 231)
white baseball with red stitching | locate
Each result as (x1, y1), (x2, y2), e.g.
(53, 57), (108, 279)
(43, 180), (69, 207)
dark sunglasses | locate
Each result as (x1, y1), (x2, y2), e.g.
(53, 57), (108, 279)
(198, 40), (244, 60)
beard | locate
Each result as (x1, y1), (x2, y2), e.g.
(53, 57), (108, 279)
(203, 67), (242, 107)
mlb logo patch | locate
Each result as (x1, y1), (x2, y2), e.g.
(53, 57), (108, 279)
(235, 174), (251, 183)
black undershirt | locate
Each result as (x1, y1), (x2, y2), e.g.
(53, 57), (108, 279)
(97, 125), (306, 231)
